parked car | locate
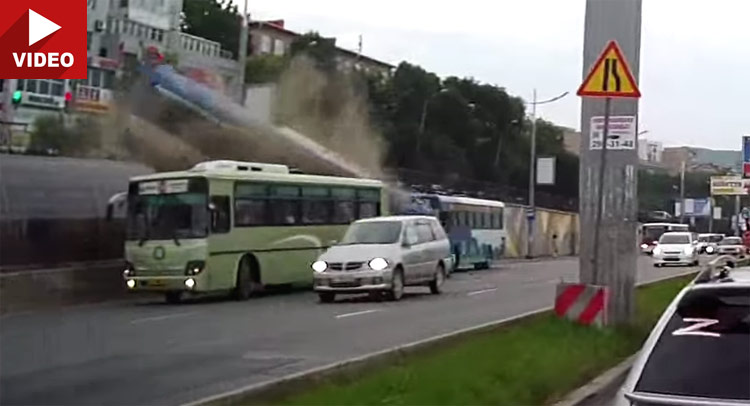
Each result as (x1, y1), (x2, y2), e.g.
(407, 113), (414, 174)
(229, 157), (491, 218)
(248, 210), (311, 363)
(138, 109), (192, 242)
(614, 264), (750, 406)
(697, 233), (724, 254)
(652, 232), (699, 267)
(716, 236), (749, 258)
(312, 215), (453, 303)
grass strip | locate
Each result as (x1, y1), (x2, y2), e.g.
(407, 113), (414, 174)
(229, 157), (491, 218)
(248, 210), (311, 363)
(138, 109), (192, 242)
(277, 275), (692, 406)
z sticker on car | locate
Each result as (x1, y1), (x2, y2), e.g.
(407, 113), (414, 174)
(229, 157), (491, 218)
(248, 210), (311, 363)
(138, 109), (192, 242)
(671, 317), (721, 338)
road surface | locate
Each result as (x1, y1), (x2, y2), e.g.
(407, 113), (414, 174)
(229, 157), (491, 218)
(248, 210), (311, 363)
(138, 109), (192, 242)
(0, 256), (695, 406)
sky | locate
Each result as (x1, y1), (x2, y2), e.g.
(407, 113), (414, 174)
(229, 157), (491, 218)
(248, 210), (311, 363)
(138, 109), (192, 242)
(237, 0), (749, 150)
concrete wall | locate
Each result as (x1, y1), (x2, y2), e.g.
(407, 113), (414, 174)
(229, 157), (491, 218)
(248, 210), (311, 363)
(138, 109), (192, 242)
(0, 261), (127, 314)
(504, 204), (580, 258)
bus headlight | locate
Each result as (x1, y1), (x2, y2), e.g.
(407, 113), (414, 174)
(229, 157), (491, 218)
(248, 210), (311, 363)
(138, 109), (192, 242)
(185, 260), (205, 275)
(368, 257), (388, 271)
(123, 261), (135, 278)
(312, 261), (328, 273)
(126, 279), (136, 289)
(185, 278), (195, 289)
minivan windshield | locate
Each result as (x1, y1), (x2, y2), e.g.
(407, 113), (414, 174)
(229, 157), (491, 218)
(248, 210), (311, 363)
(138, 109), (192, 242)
(340, 221), (402, 245)
(659, 234), (690, 244)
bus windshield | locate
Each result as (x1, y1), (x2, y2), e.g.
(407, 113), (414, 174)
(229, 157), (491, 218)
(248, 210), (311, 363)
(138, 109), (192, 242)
(643, 226), (667, 241)
(127, 193), (209, 241)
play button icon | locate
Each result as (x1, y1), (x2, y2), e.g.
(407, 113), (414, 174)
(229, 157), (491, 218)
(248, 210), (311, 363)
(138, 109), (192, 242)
(28, 9), (61, 47)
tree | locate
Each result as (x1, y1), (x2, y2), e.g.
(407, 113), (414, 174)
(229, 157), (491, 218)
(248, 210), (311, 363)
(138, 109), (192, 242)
(181, 0), (241, 58)
(289, 32), (338, 72)
(245, 54), (287, 84)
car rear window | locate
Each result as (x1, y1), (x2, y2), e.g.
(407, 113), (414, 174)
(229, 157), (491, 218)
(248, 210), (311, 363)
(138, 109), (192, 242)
(634, 287), (750, 401)
(659, 234), (690, 244)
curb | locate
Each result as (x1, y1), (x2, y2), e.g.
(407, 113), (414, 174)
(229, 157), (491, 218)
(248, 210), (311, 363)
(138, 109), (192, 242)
(182, 307), (552, 406)
(552, 355), (635, 406)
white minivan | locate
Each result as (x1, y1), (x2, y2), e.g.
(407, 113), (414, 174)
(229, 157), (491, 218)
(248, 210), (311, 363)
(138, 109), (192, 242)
(312, 215), (453, 303)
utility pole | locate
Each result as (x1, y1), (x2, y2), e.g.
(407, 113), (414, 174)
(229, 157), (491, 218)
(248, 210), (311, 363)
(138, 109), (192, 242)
(524, 90), (567, 258)
(236, 0), (249, 105)
(527, 89), (537, 258)
(679, 160), (686, 223)
(578, 0), (642, 325)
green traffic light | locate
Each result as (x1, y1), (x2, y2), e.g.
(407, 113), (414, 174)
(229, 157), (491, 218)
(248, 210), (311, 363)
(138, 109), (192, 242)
(11, 90), (22, 104)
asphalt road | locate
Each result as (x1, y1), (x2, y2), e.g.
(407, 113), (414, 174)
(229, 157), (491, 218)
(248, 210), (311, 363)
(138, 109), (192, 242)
(0, 256), (697, 406)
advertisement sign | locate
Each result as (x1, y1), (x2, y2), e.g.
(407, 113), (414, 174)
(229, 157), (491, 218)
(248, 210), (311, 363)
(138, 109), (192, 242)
(589, 115), (636, 150)
(536, 157), (556, 185)
(710, 176), (750, 195)
(681, 198), (711, 217)
(744, 135), (750, 178)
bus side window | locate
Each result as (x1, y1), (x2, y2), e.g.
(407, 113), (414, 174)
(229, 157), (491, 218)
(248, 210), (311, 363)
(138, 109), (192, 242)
(210, 196), (231, 233)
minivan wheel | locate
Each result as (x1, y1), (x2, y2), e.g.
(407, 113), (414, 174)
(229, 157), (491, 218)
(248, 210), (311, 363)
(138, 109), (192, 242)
(429, 264), (445, 294)
(387, 269), (404, 301)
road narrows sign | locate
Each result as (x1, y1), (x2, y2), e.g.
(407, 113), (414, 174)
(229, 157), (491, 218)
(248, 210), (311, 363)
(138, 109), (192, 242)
(577, 40), (641, 98)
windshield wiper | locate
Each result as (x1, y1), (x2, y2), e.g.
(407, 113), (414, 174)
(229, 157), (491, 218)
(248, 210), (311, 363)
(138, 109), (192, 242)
(172, 230), (181, 246)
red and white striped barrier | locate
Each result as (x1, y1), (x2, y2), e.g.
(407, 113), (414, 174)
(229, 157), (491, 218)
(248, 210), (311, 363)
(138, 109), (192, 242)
(554, 283), (609, 326)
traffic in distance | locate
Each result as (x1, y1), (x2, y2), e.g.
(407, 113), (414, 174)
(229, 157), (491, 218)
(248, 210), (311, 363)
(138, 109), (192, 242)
(112, 160), (507, 304)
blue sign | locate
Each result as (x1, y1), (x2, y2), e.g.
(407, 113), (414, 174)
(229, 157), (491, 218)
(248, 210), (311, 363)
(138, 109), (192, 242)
(743, 136), (750, 163)
(526, 207), (535, 220)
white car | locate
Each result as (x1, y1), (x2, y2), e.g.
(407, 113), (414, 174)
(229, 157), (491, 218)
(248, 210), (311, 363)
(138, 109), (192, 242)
(614, 263), (750, 406)
(312, 215), (453, 303)
(697, 233), (724, 254)
(652, 232), (699, 267)
(716, 236), (748, 258)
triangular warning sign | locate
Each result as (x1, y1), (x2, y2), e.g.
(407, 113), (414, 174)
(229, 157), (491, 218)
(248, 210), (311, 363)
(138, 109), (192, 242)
(577, 40), (641, 98)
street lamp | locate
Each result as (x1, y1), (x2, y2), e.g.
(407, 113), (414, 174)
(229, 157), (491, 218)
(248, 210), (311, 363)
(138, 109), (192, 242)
(417, 88), (450, 154)
(526, 89), (569, 258)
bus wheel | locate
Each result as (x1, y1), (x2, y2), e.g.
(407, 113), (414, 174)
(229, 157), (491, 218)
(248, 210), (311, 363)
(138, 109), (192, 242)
(429, 263), (445, 294)
(165, 292), (182, 304)
(234, 256), (261, 300)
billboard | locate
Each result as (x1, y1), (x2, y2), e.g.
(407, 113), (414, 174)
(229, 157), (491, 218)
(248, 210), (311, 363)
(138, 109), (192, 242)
(710, 176), (750, 195)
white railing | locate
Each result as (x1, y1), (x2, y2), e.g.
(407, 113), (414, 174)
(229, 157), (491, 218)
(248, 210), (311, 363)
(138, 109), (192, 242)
(179, 33), (226, 58)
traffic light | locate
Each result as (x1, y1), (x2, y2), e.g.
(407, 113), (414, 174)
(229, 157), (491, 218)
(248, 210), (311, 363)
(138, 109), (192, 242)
(11, 90), (22, 106)
(64, 91), (72, 112)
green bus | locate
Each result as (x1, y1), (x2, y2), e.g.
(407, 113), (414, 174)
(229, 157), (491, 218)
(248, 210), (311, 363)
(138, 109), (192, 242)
(118, 160), (386, 302)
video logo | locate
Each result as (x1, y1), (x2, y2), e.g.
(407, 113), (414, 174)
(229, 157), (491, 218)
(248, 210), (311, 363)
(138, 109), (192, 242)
(0, 1), (86, 79)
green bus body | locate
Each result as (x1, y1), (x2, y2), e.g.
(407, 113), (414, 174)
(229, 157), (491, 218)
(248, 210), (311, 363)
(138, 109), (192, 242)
(123, 161), (387, 295)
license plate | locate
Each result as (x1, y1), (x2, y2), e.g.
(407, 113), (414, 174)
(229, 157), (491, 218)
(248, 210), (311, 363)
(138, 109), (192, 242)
(333, 276), (354, 283)
(149, 279), (165, 287)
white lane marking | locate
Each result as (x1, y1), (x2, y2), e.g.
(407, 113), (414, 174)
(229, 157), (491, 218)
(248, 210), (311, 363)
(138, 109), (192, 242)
(335, 309), (381, 319)
(130, 311), (198, 324)
(467, 288), (498, 296)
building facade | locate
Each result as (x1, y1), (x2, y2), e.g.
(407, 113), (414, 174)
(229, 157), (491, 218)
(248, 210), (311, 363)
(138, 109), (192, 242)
(248, 20), (394, 78)
(638, 138), (663, 163)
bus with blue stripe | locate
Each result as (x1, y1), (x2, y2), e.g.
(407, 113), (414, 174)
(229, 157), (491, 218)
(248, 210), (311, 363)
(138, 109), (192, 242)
(402, 194), (506, 271)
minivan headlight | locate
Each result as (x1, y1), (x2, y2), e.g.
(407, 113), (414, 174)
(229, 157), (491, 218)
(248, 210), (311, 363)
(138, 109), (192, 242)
(368, 257), (388, 271)
(312, 261), (328, 273)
